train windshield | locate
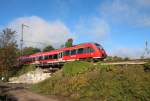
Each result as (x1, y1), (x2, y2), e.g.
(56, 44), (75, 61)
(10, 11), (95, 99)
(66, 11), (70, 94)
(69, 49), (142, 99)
(95, 43), (104, 50)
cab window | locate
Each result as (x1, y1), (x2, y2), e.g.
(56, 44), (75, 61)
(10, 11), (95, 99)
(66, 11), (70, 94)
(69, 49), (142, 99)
(86, 47), (94, 53)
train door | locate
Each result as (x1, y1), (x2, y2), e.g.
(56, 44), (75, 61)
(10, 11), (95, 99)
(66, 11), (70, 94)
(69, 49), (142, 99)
(58, 52), (63, 62)
(70, 49), (77, 60)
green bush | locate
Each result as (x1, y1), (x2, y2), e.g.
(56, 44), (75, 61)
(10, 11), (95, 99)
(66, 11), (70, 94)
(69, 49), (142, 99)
(31, 63), (150, 101)
(13, 65), (36, 77)
(96, 63), (114, 72)
(62, 61), (92, 76)
(144, 62), (150, 72)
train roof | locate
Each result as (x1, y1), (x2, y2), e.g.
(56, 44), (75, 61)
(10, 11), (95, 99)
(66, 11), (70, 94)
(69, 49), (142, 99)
(60, 42), (96, 51)
(20, 42), (102, 58)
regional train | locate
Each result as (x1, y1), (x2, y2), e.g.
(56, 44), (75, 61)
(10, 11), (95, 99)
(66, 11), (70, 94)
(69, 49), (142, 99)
(19, 42), (107, 67)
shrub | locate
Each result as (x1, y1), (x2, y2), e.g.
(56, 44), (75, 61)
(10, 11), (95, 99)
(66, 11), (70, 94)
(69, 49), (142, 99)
(12, 65), (36, 77)
(144, 62), (150, 72)
(62, 61), (92, 76)
(105, 56), (124, 62)
(31, 63), (150, 101)
(124, 57), (130, 61)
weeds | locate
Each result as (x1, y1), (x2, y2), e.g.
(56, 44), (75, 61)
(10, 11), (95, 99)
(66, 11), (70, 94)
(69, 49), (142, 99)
(31, 62), (150, 101)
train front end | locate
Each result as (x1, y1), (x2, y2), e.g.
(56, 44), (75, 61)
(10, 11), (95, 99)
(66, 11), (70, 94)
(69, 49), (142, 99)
(93, 43), (107, 60)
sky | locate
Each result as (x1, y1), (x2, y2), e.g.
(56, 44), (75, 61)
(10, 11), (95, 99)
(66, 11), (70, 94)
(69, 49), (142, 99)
(0, 0), (150, 58)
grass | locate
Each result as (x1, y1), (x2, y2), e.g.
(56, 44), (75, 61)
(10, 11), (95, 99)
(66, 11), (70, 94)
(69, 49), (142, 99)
(31, 61), (150, 101)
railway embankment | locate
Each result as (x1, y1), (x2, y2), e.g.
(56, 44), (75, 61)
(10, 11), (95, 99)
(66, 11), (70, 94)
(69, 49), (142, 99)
(31, 61), (150, 101)
(9, 65), (51, 84)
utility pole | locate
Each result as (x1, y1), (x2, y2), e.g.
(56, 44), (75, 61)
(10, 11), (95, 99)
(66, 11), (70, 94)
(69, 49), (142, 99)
(20, 24), (29, 57)
(142, 41), (150, 59)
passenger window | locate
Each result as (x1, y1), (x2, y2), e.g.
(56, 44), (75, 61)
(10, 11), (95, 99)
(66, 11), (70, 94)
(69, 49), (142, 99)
(32, 58), (35, 61)
(27, 58), (31, 62)
(53, 54), (58, 59)
(49, 55), (52, 59)
(78, 48), (84, 54)
(38, 56), (43, 60)
(64, 50), (70, 56)
(71, 49), (76, 55)
(44, 55), (49, 60)
(40, 56), (43, 60)
(30, 58), (32, 62)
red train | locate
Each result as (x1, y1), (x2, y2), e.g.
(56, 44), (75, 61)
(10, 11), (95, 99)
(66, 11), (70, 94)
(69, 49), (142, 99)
(19, 42), (107, 67)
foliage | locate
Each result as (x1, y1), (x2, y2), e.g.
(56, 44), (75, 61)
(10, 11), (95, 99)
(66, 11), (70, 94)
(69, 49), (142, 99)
(106, 56), (124, 62)
(12, 65), (36, 77)
(43, 45), (54, 52)
(65, 38), (73, 47)
(62, 61), (92, 76)
(144, 62), (150, 72)
(31, 63), (150, 101)
(124, 57), (130, 61)
(0, 28), (18, 80)
(23, 47), (41, 55)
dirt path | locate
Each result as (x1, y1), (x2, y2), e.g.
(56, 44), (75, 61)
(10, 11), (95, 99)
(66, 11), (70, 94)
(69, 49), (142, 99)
(0, 83), (59, 101)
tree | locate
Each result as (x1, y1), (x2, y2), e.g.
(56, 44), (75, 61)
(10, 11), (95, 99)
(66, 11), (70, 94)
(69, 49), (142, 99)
(0, 28), (18, 79)
(23, 47), (41, 55)
(65, 38), (73, 47)
(43, 45), (54, 52)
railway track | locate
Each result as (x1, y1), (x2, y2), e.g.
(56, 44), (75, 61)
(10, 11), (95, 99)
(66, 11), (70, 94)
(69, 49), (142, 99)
(104, 61), (146, 65)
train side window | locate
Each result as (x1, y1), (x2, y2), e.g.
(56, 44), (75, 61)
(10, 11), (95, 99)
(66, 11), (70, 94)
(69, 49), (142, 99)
(37, 57), (39, 60)
(49, 55), (52, 59)
(86, 47), (94, 53)
(26, 58), (28, 62)
(27, 58), (29, 62)
(64, 50), (70, 56)
(32, 58), (35, 61)
(44, 55), (49, 60)
(25, 59), (28, 62)
(31, 58), (33, 62)
(53, 54), (58, 59)
(25, 58), (27, 62)
(29, 58), (31, 62)
(78, 48), (84, 54)
(35, 57), (38, 61)
(27, 58), (31, 62)
(71, 49), (76, 55)
(38, 56), (43, 60)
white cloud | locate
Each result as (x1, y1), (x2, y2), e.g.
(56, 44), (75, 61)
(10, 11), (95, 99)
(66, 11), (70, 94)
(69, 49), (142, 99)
(136, 0), (150, 7)
(90, 18), (110, 37)
(111, 47), (150, 59)
(8, 16), (74, 48)
(75, 17), (110, 41)
(138, 16), (150, 27)
(100, 0), (150, 27)
(101, 0), (132, 19)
